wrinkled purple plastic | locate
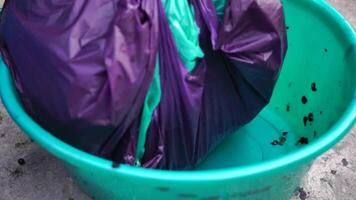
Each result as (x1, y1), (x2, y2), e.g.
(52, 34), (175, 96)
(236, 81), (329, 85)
(0, 0), (287, 169)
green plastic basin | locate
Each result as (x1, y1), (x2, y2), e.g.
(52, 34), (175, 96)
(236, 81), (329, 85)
(0, 0), (355, 199)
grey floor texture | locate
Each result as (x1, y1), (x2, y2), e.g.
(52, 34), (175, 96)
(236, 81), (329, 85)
(0, 1), (355, 200)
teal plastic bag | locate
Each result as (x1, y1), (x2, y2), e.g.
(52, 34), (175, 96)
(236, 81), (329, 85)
(212, 0), (227, 17)
(136, 0), (204, 163)
(162, 0), (204, 71)
(136, 60), (161, 164)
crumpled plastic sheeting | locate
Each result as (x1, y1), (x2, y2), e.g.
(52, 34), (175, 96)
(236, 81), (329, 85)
(0, 0), (160, 163)
(0, 0), (287, 170)
(140, 0), (287, 169)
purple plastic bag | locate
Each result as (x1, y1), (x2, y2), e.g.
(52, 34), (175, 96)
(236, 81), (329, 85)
(0, 0), (287, 169)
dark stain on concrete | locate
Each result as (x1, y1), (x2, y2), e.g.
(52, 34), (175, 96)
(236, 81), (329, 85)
(9, 167), (24, 178)
(15, 141), (31, 148)
(320, 178), (334, 188)
(17, 158), (26, 166)
(342, 158), (349, 166)
(297, 187), (308, 200)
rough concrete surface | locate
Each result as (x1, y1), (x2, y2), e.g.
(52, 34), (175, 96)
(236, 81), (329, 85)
(0, 1), (355, 200)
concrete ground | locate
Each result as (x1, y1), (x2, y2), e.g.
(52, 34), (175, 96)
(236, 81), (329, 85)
(0, 1), (355, 200)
